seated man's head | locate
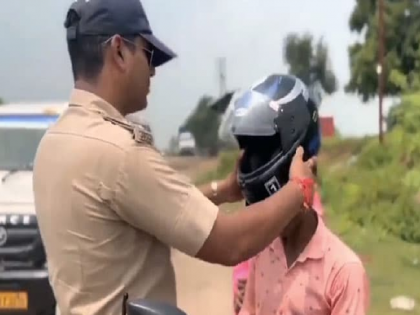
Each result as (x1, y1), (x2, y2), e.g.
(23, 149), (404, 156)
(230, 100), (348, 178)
(231, 74), (321, 234)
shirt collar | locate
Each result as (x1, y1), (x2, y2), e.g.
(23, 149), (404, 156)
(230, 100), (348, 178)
(69, 89), (127, 122)
(296, 216), (327, 262)
(269, 215), (327, 265)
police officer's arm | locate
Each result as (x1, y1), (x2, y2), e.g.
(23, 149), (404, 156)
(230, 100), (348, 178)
(196, 181), (302, 265)
(199, 182), (230, 206)
(113, 146), (305, 266)
(113, 146), (220, 257)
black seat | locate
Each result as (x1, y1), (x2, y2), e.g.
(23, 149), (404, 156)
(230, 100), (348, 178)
(127, 299), (187, 315)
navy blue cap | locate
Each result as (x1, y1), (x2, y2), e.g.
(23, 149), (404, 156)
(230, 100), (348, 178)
(64, 0), (177, 67)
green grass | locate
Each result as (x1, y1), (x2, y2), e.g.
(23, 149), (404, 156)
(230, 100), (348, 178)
(322, 135), (420, 314)
(318, 136), (371, 166)
(195, 150), (240, 185)
(327, 213), (420, 315)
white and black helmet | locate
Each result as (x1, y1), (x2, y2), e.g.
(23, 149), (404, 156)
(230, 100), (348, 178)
(231, 74), (321, 205)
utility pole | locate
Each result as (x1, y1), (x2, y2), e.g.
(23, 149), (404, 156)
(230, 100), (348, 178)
(378, 0), (385, 144)
(217, 57), (227, 97)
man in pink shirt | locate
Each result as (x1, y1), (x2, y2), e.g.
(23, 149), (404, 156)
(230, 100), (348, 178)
(230, 74), (369, 315)
(233, 190), (325, 314)
(239, 211), (369, 315)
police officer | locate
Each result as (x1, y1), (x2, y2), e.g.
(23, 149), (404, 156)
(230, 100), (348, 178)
(32, 0), (316, 314)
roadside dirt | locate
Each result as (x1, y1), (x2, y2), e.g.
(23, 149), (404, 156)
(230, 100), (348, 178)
(166, 156), (234, 315)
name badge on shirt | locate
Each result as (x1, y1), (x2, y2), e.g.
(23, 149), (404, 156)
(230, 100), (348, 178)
(133, 126), (154, 146)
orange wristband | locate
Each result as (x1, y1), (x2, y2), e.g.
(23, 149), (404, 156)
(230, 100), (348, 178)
(290, 177), (315, 210)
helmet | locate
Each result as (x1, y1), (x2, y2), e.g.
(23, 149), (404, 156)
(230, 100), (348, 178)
(231, 74), (321, 205)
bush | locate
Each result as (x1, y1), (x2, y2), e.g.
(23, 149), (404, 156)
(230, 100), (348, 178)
(323, 92), (420, 243)
(323, 159), (420, 242)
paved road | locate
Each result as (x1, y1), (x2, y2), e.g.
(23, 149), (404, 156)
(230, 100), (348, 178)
(167, 156), (234, 315)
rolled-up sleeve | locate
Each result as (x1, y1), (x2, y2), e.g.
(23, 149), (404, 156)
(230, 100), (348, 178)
(112, 145), (219, 256)
(330, 262), (370, 315)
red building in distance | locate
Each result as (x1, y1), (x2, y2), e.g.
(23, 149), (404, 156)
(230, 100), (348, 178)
(320, 116), (335, 138)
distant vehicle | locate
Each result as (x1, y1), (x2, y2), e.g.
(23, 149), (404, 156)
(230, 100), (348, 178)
(0, 102), (67, 314)
(177, 131), (196, 156)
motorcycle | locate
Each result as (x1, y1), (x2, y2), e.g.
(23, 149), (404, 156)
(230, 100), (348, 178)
(122, 293), (187, 315)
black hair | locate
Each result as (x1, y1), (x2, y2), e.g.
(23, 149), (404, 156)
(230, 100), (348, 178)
(65, 9), (138, 81)
(67, 36), (109, 81)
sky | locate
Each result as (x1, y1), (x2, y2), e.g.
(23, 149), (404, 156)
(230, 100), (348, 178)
(0, 0), (396, 149)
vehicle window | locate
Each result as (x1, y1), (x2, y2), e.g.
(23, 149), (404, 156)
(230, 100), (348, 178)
(0, 128), (47, 170)
(179, 133), (193, 141)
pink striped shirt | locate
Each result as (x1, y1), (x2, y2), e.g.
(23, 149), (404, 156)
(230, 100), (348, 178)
(239, 219), (370, 315)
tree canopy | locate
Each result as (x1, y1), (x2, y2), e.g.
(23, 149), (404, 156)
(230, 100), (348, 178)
(283, 33), (338, 94)
(182, 96), (220, 155)
(347, 0), (420, 101)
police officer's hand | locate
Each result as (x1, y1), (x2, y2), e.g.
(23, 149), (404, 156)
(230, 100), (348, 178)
(219, 151), (244, 203)
(289, 146), (317, 179)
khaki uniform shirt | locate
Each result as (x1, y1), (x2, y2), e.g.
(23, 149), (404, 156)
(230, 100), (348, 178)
(33, 89), (219, 315)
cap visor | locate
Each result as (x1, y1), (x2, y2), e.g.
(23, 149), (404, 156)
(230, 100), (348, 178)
(142, 34), (177, 68)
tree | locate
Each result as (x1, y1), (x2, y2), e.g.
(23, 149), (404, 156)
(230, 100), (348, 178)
(387, 92), (420, 133)
(183, 96), (221, 155)
(346, 0), (420, 101)
(283, 33), (338, 94)
(0, 97), (4, 105)
(386, 104), (399, 131)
